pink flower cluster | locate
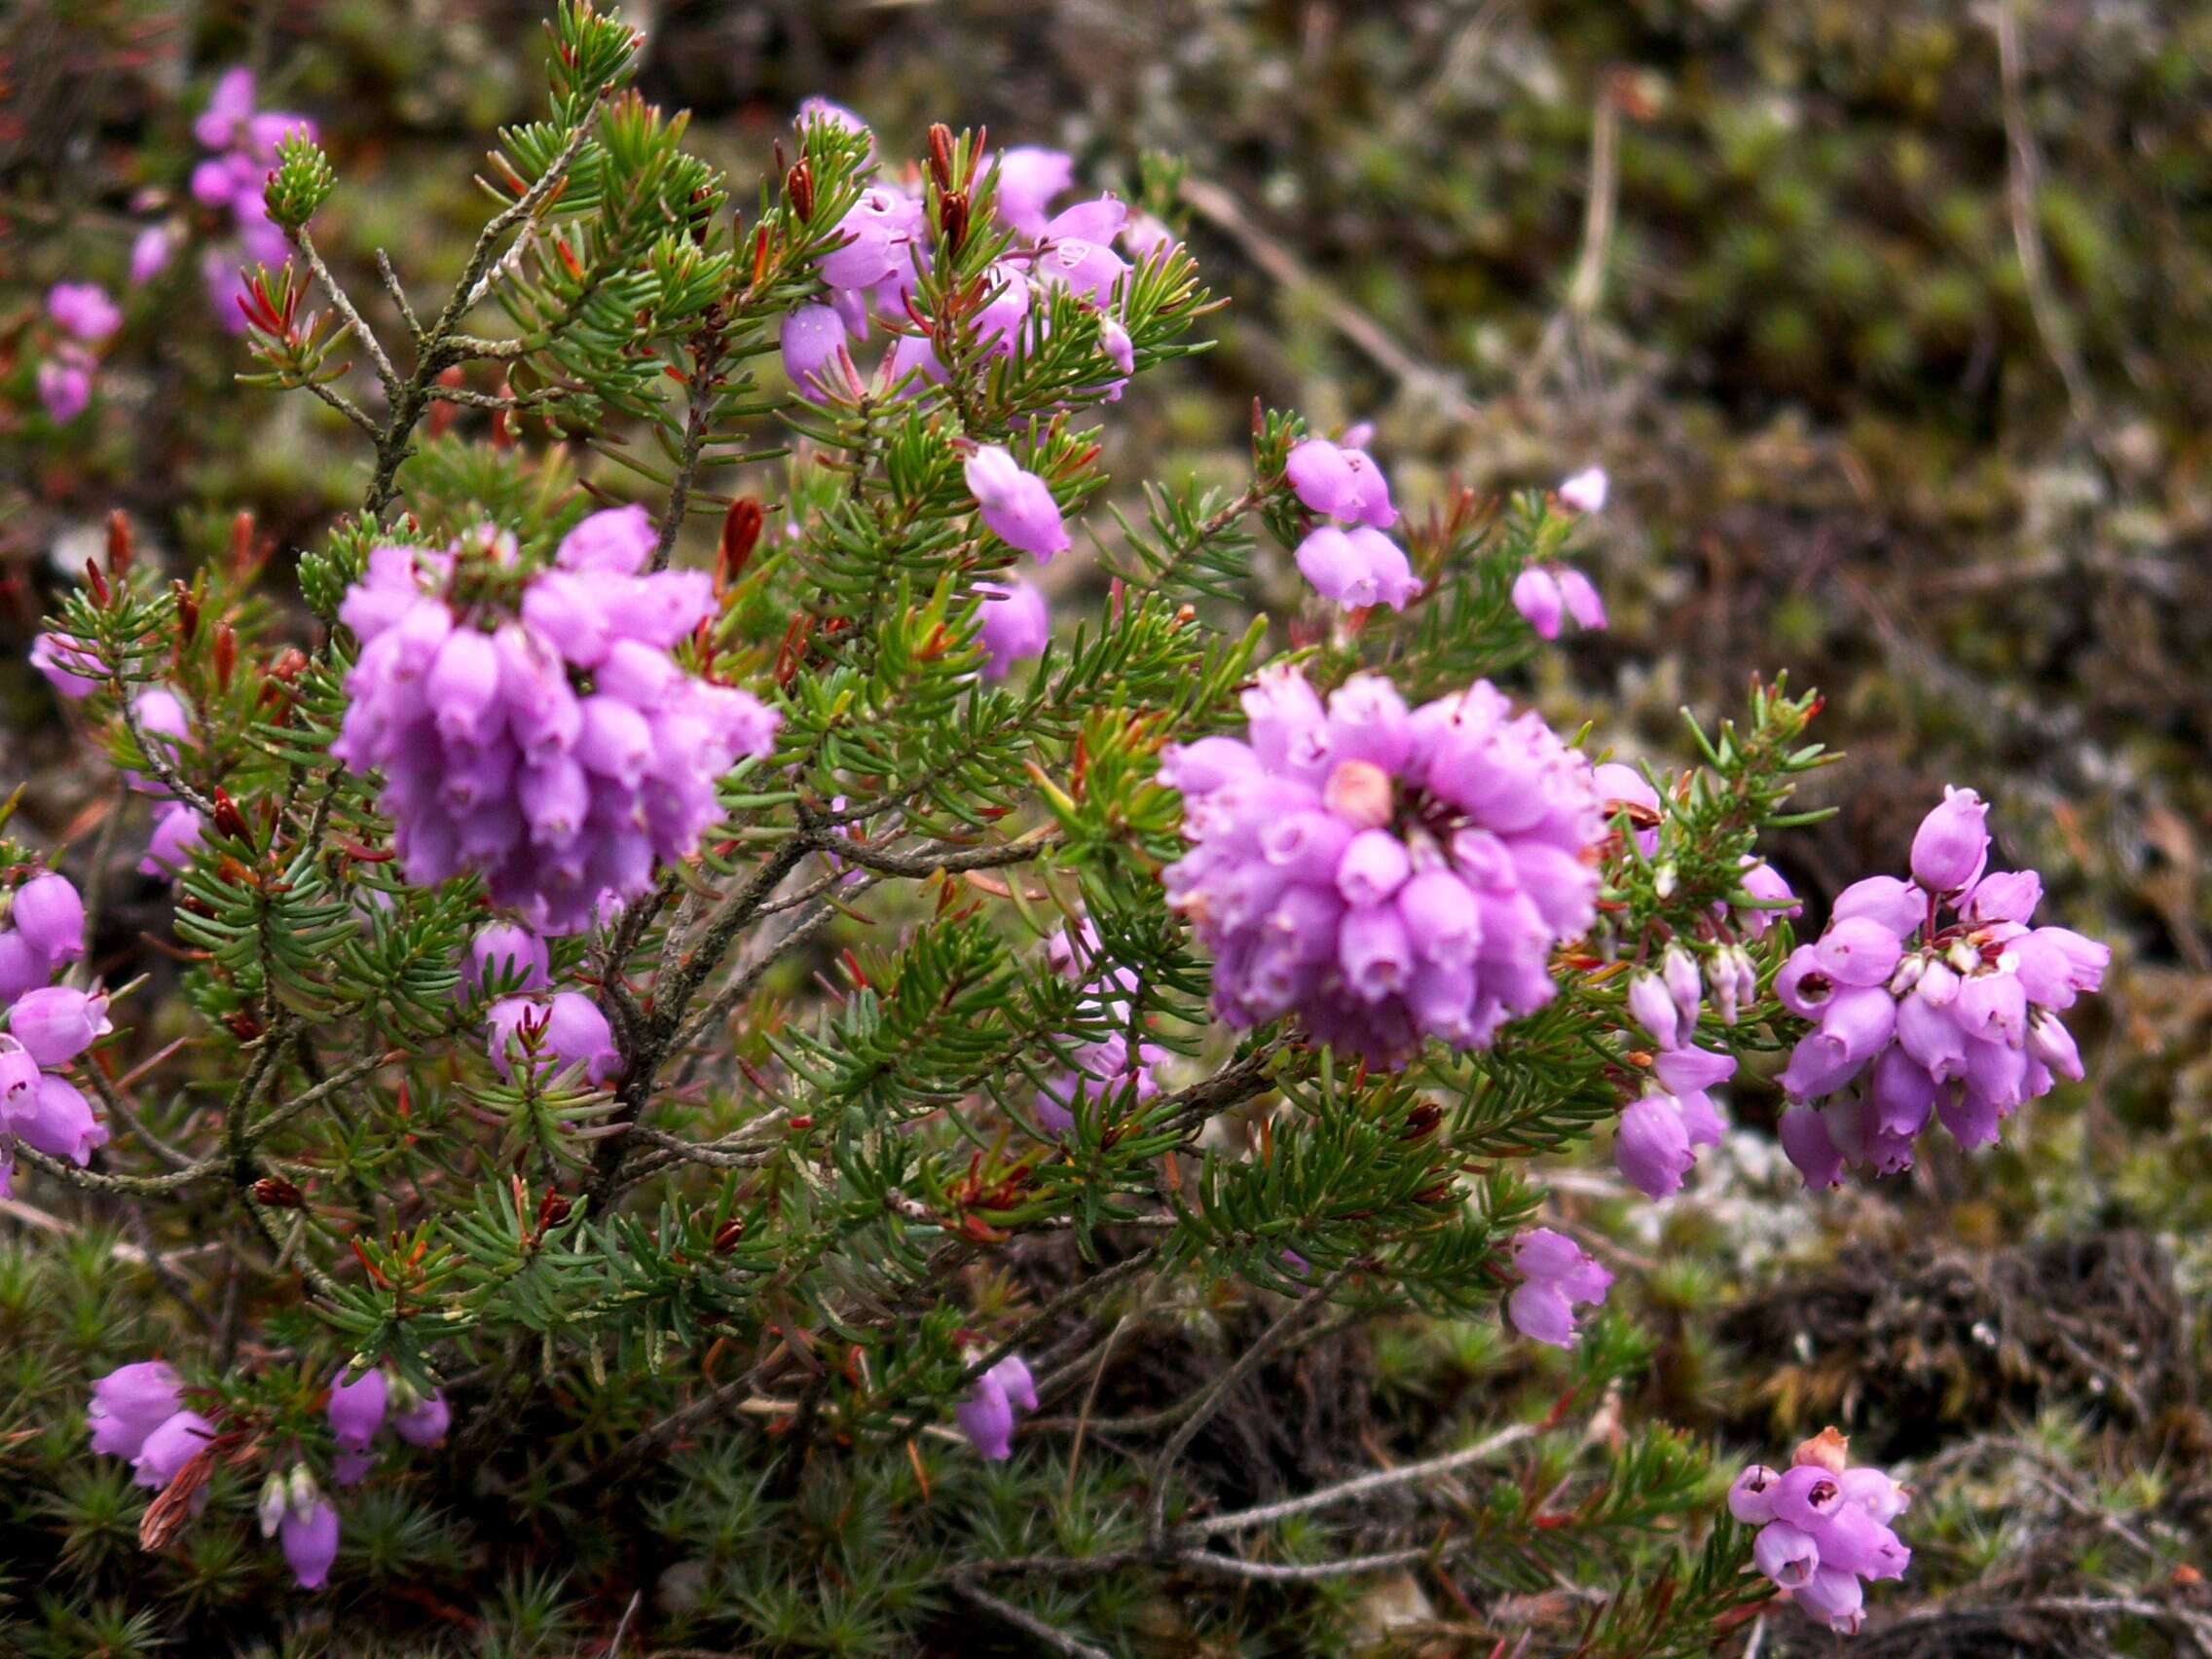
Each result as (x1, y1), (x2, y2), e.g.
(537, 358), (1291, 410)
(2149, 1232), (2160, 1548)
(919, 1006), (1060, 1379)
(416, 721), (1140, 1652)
(86, 1358), (448, 1590)
(955, 1353), (1038, 1459)
(1732, 1430), (1910, 1635)
(1510, 468), (1611, 640)
(1504, 1227), (1611, 1347)
(1033, 921), (1166, 1134)
(88, 1358), (341, 1582)
(1, 873), (109, 1195)
(37, 282), (123, 422)
(1773, 789), (2109, 1187)
(0, 870), (84, 1000)
(1161, 666), (1604, 1067)
(24, 638), (209, 878)
(326, 1363), (452, 1475)
(1611, 946), (1740, 1199)
(267, 1365), (447, 1588)
(1510, 565), (1605, 641)
(181, 66), (316, 327)
(778, 110), (1150, 408)
(89, 1360), (213, 1489)
(328, 508), (780, 935)
(1284, 432), (1421, 611)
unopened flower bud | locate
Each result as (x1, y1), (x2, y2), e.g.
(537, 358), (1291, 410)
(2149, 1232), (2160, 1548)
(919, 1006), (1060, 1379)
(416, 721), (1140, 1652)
(1322, 758), (1394, 830)
(286, 1460), (320, 1515)
(1792, 1425), (1851, 1473)
(2026, 1009), (2083, 1081)
(785, 158), (815, 221)
(251, 1175), (306, 1207)
(1908, 786), (1990, 895)
(1916, 959), (1960, 1008)
(1887, 954), (1926, 998)
(211, 788), (250, 841)
(1652, 862), (1677, 900)
(1661, 943), (1701, 1034)
(1711, 945), (1751, 1025)
(926, 122), (956, 192)
(719, 497), (763, 584)
(1626, 971), (1678, 1050)
(258, 1471), (289, 1537)
(174, 582), (202, 647)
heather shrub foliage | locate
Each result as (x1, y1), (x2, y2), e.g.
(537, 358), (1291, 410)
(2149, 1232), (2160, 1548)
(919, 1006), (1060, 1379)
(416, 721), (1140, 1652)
(0, 6), (2120, 1654)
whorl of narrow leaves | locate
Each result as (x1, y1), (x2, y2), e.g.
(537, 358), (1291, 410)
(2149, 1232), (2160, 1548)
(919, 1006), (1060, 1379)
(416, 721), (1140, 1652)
(263, 132), (336, 229)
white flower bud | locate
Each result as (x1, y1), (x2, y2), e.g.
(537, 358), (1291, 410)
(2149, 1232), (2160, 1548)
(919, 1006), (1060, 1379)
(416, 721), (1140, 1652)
(258, 1472), (289, 1538)
(1662, 943), (1702, 1032)
(286, 1460), (320, 1518)
(1710, 954), (1740, 1026)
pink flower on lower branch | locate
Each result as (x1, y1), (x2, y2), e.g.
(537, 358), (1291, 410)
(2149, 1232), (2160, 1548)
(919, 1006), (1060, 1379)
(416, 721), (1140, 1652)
(86, 1360), (185, 1457)
(261, 1465), (342, 1589)
(1031, 919), (1166, 1133)
(327, 1363), (450, 1469)
(955, 1354), (1039, 1460)
(1294, 525), (1421, 611)
(1504, 1228), (1611, 1347)
(280, 1495), (341, 1588)
(1512, 565), (1604, 639)
(1612, 1066), (1732, 1199)
(86, 1360), (213, 1491)
(487, 991), (620, 1086)
(1773, 792), (2108, 1186)
(133, 1409), (216, 1488)
(325, 1366), (387, 1451)
(963, 445), (1070, 561)
(392, 1384), (453, 1446)
(1732, 1428), (1909, 1635)
(975, 578), (1051, 680)
(5, 1063), (109, 1165)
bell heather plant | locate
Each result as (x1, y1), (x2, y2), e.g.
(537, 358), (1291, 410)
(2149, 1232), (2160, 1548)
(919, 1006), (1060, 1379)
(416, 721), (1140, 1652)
(0, 5), (2119, 1652)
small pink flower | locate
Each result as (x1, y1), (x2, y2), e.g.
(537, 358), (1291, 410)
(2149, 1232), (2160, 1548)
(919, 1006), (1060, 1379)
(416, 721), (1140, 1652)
(1558, 466), (1608, 513)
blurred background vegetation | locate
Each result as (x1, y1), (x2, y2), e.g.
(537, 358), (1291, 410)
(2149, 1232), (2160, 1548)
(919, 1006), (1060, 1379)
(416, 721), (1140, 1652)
(4, 1), (2210, 1652)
